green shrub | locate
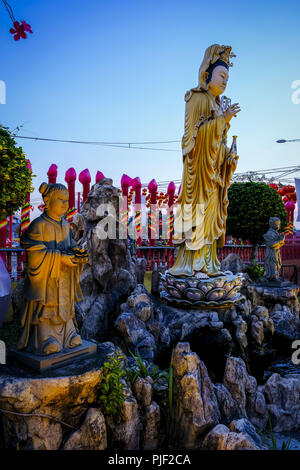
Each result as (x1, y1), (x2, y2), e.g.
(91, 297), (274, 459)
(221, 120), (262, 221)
(246, 259), (265, 282)
(227, 182), (287, 261)
(0, 125), (33, 220)
(126, 351), (168, 385)
(99, 352), (126, 416)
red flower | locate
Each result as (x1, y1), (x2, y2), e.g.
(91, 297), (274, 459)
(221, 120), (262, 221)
(9, 20), (32, 40)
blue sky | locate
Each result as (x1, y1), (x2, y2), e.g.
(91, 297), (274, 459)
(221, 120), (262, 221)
(1, 0), (300, 200)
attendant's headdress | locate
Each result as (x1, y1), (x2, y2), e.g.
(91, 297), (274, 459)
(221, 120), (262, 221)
(39, 182), (68, 209)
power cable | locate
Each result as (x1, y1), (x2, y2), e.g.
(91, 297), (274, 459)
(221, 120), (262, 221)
(13, 135), (181, 152)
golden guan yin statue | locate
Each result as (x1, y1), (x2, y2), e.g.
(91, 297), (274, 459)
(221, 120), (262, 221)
(161, 44), (244, 308)
(169, 44), (240, 279)
(17, 182), (89, 355)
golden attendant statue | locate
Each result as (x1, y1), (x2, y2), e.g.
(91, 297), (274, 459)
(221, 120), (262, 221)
(18, 182), (88, 355)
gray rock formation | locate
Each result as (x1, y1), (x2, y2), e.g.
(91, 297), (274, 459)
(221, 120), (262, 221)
(220, 253), (247, 274)
(171, 342), (220, 448)
(247, 283), (300, 316)
(0, 354), (104, 449)
(72, 178), (137, 341)
(105, 383), (142, 450)
(264, 373), (300, 432)
(142, 401), (160, 450)
(214, 383), (237, 425)
(229, 418), (263, 447)
(133, 376), (154, 407)
(63, 408), (107, 450)
(201, 423), (261, 450)
(115, 284), (170, 361)
(132, 376), (160, 450)
(223, 356), (268, 429)
(270, 304), (300, 342)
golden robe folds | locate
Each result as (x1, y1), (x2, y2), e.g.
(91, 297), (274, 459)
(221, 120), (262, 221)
(169, 89), (237, 277)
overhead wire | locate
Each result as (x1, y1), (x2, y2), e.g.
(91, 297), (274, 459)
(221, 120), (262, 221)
(13, 135), (181, 152)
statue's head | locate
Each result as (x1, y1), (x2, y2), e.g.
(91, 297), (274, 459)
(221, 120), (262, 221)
(39, 182), (69, 219)
(269, 217), (281, 230)
(191, 44), (235, 94)
(206, 60), (229, 97)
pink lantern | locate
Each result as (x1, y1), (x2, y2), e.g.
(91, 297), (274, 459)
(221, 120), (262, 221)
(20, 159), (32, 233)
(285, 200), (295, 224)
(65, 168), (77, 222)
(79, 169), (91, 202)
(120, 174), (132, 236)
(148, 179), (158, 246)
(167, 181), (176, 246)
(132, 177), (142, 246)
(96, 171), (105, 183)
(47, 164), (58, 184)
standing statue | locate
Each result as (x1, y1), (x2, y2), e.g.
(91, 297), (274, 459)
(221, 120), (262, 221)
(169, 44), (240, 278)
(262, 217), (285, 283)
(18, 182), (89, 355)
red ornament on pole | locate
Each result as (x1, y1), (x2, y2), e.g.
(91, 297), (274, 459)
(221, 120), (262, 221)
(96, 171), (105, 183)
(167, 181), (176, 246)
(0, 218), (7, 252)
(121, 174), (132, 236)
(148, 179), (158, 246)
(47, 164), (58, 184)
(65, 168), (77, 223)
(79, 169), (91, 202)
(285, 200), (295, 223)
(132, 177), (142, 246)
(21, 159), (32, 233)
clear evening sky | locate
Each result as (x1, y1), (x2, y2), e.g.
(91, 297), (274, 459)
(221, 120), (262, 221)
(1, 0), (300, 202)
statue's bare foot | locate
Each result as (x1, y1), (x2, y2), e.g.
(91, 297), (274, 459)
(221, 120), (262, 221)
(207, 271), (224, 277)
(41, 338), (61, 355)
(69, 335), (82, 349)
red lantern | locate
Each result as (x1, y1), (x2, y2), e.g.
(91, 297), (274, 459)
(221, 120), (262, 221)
(283, 185), (295, 194)
(47, 164), (58, 184)
(96, 171), (105, 183)
(79, 169), (91, 202)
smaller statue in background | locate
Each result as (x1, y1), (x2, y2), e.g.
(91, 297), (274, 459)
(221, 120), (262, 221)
(262, 217), (285, 283)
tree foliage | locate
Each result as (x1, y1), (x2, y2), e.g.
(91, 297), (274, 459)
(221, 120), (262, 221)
(0, 125), (33, 220)
(226, 182), (287, 245)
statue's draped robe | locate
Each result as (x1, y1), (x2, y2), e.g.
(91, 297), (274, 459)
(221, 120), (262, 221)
(263, 228), (282, 279)
(18, 213), (84, 351)
(169, 90), (237, 277)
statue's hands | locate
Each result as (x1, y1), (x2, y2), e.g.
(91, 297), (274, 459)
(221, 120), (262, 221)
(224, 103), (241, 124)
(72, 245), (85, 253)
(61, 253), (77, 267)
(73, 254), (89, 264)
